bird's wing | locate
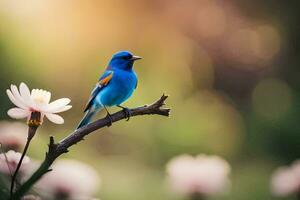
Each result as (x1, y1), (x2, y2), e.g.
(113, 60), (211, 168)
(83, 70), (114, 112)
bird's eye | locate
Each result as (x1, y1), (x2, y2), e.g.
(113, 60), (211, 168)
(123, 55), (132, 60)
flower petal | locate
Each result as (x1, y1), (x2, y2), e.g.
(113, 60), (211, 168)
(52, 105), (72, 113)
(45, 91), (51, 104)
(7, 108), (30, 119)
(45, 113), (64, 124)
(46, 98), (71, 112)
(6, 89), (27, 109)
(19, 82), (32, 104)
(10, 85), (29, 107)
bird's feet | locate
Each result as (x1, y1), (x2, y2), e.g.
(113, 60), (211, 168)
(104, 106), (113, 126)
(118, 105), (131, 121)
(105, 113), (113, 126)
(123, 107), (132, 121)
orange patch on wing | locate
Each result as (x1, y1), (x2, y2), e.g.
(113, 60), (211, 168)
(99, 73), (113, 86)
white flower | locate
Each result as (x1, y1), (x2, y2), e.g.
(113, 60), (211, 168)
(166, 154), (231, 196)
(36, 159), (100, 199)
(7, 82), (72, 124)
(271, 160), (300, 197)
(0, 121), (27, 151)
(0, 150), (30, 175)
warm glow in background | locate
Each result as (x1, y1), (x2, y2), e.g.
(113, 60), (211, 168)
(0, 0), (299, 199)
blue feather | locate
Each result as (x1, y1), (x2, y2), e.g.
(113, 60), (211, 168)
(77, 106), (103, 129)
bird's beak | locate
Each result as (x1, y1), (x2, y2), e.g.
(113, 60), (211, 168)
(131, 55), (142, 61)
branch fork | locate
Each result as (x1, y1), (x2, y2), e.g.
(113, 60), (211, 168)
(11, 94), (170, 199)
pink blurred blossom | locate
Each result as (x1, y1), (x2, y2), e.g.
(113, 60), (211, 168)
(0, 121), (27, 151)
(36, 159), (100, 199)
(22, 195), (41, 200)
(166, 154), (231, 197)
(271, 160), (300, 197)
(0, 150), (30, 175)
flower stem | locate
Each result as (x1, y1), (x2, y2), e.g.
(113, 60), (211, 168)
(10, 135), (32, 197)
(10, 112), (41, 198)
(190, 193), (205, 200)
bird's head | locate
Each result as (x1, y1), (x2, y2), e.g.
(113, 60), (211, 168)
(108, 51), (141, 71)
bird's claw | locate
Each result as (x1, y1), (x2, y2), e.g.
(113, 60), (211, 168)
(106, 113), (113, 126)
(122, 108), (131, 121)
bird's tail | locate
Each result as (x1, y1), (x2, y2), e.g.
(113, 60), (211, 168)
(77, 109), (97, 129)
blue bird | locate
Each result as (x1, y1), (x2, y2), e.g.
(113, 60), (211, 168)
(77, 51), (141, 129)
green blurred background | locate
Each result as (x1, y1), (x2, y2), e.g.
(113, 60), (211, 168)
(0, 0), (299, 199)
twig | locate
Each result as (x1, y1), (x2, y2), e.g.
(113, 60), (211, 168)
(12, 94), (170, 199)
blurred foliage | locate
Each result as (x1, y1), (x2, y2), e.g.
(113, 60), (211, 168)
(0, 0), (299, 199)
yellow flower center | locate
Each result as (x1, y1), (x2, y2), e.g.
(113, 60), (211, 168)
(33, 96), (46, 104)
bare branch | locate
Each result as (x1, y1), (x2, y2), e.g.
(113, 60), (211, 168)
(12, 94), (170, 199)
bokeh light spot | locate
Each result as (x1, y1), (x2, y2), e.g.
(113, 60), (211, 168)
(227, 25), (281, 68)
(252, 79), (292, 121)
(254, 25), (281, 61)
(196, 2), (227, 39)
